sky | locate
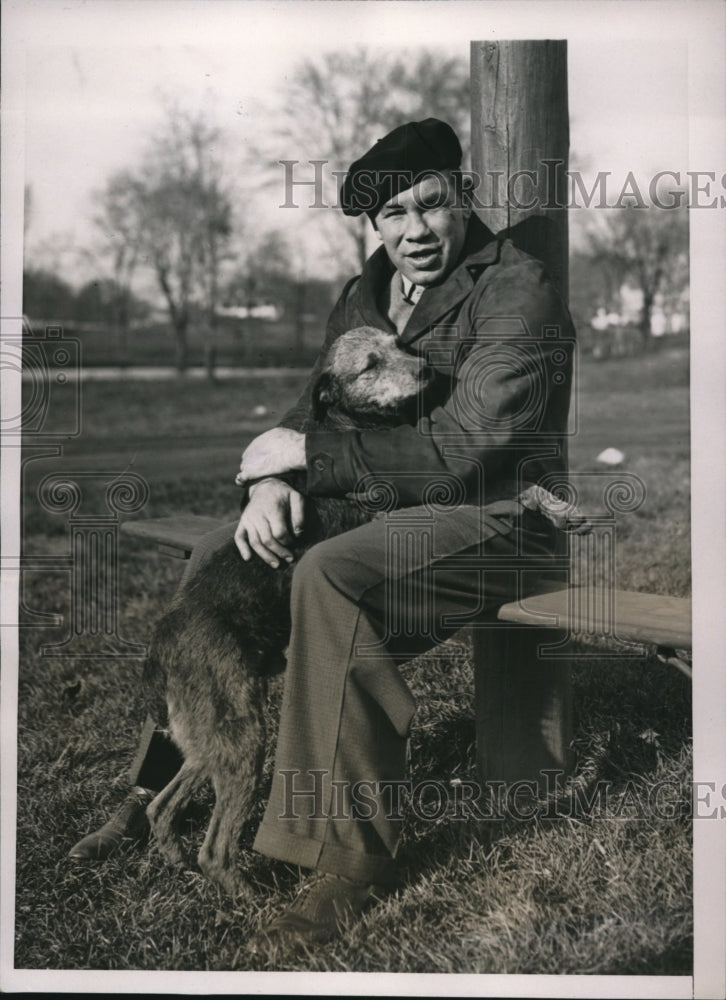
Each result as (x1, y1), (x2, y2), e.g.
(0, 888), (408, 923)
(1, 0), (710, 292)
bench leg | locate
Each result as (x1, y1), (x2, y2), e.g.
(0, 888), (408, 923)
(473, 624), (573, 795)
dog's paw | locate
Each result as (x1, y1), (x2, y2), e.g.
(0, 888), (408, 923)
(147, 813), (189, 868)
(198, 855), (251, 899)
(151, 835), (189, 868)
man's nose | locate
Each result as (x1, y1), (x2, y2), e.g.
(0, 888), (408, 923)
(403, 211), (431, 242)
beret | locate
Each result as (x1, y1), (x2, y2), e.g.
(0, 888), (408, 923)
(340, 118), (462, 220)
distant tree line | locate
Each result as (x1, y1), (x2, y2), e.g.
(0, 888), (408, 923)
(569, 200), (689, 354)
(23, 269), (150, 326)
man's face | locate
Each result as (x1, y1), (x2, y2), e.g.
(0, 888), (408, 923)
(373, 171), (471, 287)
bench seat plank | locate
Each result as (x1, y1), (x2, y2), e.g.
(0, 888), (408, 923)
(121, 516), (692, 653)
(497, 585), (692, 650)
(122, 515), (225, 558)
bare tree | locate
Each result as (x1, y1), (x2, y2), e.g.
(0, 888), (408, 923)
(188, 144), (233, 379)
(584, 201), (688, 348)
(141, 106), (234, 373)
(224, 230), (305, 359)
(267, 47), (471, 274)
(93, 170), (144, 361)
(97, 105), (234, 374)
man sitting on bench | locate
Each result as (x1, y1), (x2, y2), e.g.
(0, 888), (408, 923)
(69, 118), (575, 950)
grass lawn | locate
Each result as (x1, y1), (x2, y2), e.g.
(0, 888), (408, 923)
(13, 346), (692, 974)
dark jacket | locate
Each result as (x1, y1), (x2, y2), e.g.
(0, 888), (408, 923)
(281, 216), (575, 507)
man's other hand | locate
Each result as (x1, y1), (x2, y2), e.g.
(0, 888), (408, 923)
(234, 478), (305, 568)
(236, 428), (306, 485)
(519, 484), (592, 535)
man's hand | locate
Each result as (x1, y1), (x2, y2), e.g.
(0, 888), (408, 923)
(235, 428), (306, 486)
(235, 478), (305, 568)
(519, 484), (592, 535)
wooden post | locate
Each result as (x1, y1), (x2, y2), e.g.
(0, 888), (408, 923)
(470, 40), (574, 793)
(471, 40), (569, 299)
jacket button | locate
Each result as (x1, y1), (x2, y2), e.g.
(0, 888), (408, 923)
(314, 458), (326, 472)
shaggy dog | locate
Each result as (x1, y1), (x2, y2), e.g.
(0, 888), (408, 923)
(142, 326), (587, 897)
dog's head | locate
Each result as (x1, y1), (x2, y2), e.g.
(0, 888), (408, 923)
(311, 327), (435, 427)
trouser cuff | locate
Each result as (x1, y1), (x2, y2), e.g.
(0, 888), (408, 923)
(253, 820), (400, 886)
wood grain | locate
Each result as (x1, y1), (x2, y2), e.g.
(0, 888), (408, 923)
(471, 40), (569, 298)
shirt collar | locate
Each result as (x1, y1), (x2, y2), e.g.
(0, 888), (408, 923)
(400, 274), (425, 304)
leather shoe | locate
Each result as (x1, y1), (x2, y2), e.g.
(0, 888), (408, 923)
(249, 872), (386, 953)
(68, 787), (154, 861)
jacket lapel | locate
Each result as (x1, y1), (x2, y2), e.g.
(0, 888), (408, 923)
(357, 246), (397, 331)
(398, 266), (475, 344)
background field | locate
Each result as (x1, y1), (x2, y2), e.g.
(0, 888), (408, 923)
(14, 345), (692, 973)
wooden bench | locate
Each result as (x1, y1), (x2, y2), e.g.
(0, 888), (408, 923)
(122, 514), (692, 675)
(122, 512), (691, 792)
(123, 514), (226, 560)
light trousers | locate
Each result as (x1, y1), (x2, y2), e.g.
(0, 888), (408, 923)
(250, 502), (559, 884)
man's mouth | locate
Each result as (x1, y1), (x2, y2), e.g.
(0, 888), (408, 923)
(406, 246), (441, 267)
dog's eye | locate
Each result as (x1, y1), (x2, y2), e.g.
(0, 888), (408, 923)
(362, 354), (379, 373)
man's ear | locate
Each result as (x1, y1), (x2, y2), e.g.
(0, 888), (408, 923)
(312, 370), (337, 422)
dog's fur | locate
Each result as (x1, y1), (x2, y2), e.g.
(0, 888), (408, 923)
(141, 327), (439, 896)
(142, 326), (588, 897)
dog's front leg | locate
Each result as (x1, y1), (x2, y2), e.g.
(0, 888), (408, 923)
(147, 760), (203, 867)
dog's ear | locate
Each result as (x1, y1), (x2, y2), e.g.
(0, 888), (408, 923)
(312, 370), (338, 421)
